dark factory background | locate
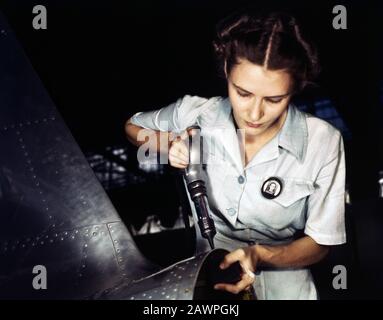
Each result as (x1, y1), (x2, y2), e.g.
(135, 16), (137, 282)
(1, 0), (382, 299)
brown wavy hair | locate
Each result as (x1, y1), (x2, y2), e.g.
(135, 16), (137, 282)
(213, 10), (320, 92)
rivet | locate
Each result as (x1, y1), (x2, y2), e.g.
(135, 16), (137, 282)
(92, 232), (98, 237)
(130, 297), (135, 300)
(60, 238), (64, 241)
(84, 244), (88, 248)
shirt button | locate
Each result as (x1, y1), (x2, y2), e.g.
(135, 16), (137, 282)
(226, 208), (236, 216)
(238, 175), (245, 184)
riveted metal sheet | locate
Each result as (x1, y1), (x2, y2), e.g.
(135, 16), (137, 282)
(0, 12), (157, 299)
(97, 249), (245, 300)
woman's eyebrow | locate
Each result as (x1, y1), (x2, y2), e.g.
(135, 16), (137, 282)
(232, 82), (289, 98)
(265, 93), (290, 99)
(232, 82), (253, 94)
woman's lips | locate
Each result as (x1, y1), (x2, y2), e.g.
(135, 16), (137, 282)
(246, 121), (263, 128)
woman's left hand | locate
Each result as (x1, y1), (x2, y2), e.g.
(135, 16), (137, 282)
(214, 245), (260, 294)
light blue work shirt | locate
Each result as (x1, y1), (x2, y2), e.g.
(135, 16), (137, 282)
(130, 95), (346, 300)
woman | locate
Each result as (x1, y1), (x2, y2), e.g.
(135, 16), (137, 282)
(125, 10), (346, 300)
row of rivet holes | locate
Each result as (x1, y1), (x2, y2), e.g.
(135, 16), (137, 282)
(14, 119), (55, 221)
(107, 224), (129, 279)
(3, 117), (56, 131)
(1, 226), (104, 252)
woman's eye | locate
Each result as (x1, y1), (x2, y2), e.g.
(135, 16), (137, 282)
(265, 98), (283, 104)
(237, 91), (251, 98)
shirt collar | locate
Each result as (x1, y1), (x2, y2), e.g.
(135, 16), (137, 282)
(278, 103), (308, 162)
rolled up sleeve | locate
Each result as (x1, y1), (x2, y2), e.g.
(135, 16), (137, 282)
(129, 95), (216, 132)
(304, 132), (346, 245)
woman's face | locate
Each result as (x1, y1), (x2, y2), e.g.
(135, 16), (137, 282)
(227, 58), (293, 140)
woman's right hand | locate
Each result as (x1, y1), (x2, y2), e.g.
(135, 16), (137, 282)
(168, 131), (190, 169)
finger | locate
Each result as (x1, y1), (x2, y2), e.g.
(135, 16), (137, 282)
(170, 147), (189, 163)
(214, 272), (255, 295)
(220, 249), (246, 269)
(179, 130), (189, 140)
(170, 161), (188, 169)
(169, 154), (189, 167)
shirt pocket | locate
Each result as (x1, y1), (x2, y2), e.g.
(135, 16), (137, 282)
(271, 179), (315, 207)
(247, 178), (315, 230)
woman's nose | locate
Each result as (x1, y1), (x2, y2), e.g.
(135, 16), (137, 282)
(248, 99), (263, 122)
